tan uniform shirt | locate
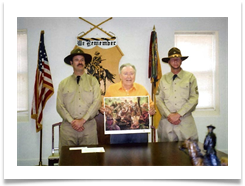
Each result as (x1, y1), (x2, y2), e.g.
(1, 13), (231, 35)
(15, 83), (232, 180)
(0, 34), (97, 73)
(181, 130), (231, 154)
(156, 69), (199, 141)
(57, 73), (101, 148)
(57, 73), (101, 122)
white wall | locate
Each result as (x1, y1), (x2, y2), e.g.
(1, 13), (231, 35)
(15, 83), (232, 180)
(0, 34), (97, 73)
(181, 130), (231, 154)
(17, 17), (228, 166)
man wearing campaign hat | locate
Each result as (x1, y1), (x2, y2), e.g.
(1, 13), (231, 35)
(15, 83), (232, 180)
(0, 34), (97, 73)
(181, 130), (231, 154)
(156, 47), (199, 142)
(57, 46), (101, 159)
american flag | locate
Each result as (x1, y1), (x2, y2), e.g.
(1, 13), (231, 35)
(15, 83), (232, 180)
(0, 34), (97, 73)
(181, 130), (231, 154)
(31, 30), (54, 132)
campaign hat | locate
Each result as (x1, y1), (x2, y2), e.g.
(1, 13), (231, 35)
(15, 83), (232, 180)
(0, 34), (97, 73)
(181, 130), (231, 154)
(162, 47), (188, 63)
(207, 125), (216, 130)
(64, 45), (92, 65)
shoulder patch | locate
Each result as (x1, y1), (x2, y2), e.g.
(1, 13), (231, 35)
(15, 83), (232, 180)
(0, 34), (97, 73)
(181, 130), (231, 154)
(156, 86), (160, 95)
(195, 86), (199, 94)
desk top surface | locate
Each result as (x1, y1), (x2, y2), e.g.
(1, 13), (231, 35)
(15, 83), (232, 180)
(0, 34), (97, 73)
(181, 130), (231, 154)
(59, 142), (227, 166)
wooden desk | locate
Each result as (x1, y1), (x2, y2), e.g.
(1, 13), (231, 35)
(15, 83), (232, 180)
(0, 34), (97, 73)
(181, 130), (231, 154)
(59, 142), (227, 166)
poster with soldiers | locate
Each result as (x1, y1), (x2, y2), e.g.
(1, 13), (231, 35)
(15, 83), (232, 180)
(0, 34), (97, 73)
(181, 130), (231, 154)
(104, 96), (151, 134)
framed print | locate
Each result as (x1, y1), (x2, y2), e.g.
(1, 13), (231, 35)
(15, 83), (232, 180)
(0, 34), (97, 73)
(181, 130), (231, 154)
(104, 96), (151, 134)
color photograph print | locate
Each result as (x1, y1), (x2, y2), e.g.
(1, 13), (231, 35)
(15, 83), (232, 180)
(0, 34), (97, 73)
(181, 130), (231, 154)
(104, 96), (151, 134)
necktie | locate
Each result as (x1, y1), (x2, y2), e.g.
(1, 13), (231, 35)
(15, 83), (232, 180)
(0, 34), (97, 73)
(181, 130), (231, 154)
(77, 76), (80, 84)
(173, 74), (178, 81)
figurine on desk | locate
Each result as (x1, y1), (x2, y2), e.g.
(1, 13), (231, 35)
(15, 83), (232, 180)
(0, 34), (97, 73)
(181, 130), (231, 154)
(203, 125), (221, 166)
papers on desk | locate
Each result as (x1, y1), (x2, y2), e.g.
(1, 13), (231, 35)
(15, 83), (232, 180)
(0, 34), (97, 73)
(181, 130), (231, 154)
(69, 147), (88, 151)
(69, 147), (105, 153)
(82, 147), (105, 153)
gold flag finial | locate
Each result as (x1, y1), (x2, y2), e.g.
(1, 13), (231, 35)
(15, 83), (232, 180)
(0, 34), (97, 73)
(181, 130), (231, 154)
(153, 25), (155, 31)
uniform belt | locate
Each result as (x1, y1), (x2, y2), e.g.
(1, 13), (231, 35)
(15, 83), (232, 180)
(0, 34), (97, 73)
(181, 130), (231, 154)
(181, 112), (191, 118)
(85, 118), (95, 122)
(63, 117), (95, 124)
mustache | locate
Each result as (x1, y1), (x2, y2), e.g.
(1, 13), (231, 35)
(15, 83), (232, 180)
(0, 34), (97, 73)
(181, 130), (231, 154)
(77, 64), (84, 67)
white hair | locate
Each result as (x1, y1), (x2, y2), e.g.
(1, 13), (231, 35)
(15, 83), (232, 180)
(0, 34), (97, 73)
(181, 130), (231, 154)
(119, 63), (136, 74)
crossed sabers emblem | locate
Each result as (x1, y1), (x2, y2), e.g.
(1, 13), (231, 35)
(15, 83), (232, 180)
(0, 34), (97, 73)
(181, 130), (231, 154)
(78, 17), (114, 39)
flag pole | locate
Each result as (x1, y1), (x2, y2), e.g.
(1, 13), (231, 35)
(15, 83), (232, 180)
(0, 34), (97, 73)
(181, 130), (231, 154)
(37, 129), (45, 166)
(149, 25), (161, 143)
(151, 25), (156, 143)
(38, 30), (45, 165)
(151, 75), (156, 142)
(151, 81), (155, 142)
(36, 31), (45, 166)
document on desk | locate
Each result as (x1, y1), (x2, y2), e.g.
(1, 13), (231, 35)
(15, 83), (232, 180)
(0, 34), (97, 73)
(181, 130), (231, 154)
(69, 147), (88, 151)
(81, 147), (105, 153)
(68, 147), (105, 153)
